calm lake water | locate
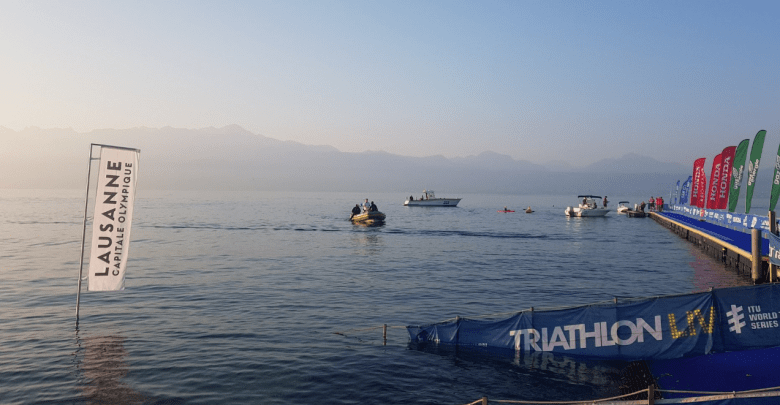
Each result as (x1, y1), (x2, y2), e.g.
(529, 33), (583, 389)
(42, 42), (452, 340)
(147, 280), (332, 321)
(1, 190), (749, 404)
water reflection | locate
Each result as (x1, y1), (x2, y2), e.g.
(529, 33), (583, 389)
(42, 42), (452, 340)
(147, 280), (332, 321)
(409, 342), (628, 400)
(688, 245), (751, 292)
(350, 229), (384, 255)
(74, 332), (146, 404)
(350, 221), (385, 228)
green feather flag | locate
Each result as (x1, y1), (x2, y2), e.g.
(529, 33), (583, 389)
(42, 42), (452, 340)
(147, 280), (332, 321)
(745, 130), (766, 214)
(728, 139), (750, 213)
(770, 142), (780, 212)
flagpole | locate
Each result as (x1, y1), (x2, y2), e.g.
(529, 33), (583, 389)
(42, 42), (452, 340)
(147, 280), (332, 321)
(76, 144), (98, 327)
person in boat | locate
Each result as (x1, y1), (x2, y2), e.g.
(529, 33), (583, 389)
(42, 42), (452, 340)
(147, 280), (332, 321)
(362, 198), (371, 213)
(370, 201), (377, 212)
(582, 197), (587, 206)
(504, 206), (508, 211)
(409, 195), (414, 201)
(603, 196), (608, 208)
(350, 204), (361, 220)
(640, 201), (646, 212)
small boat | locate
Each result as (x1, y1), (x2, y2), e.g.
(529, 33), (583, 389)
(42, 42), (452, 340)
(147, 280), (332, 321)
(616, 201), (630, 214)
(564, 195), (609, 217)
(627, 210), (647, 218)
(404, 190), (461, 207)
(350, 210), (386, 225)
(498, 209), (515, 213)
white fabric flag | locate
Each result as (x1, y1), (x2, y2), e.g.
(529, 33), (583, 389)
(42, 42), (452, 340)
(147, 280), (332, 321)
(88, 146), (139, 291)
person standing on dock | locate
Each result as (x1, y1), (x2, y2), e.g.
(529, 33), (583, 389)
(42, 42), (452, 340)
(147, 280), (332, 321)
(649, 197), (655, 211)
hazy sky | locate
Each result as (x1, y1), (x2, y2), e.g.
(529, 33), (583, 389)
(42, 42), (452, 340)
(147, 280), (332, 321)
(1, 1), (778, 166)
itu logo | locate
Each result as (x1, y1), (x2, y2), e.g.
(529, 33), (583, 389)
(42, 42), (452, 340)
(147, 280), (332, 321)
(727, 305), (746, 334)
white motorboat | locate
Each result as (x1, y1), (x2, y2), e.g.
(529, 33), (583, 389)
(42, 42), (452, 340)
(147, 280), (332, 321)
(564, 195), (610, 217)
(404, 190), (461, 207)
(616, 201), (630, 214)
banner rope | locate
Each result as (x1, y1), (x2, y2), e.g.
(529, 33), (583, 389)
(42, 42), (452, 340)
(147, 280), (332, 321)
(405, 289), (718, 328)
(333, 325), (406, 336)
(456, 388), (649, 405)
(658, 385), (780, 395)
(458, 385), (780, 405)
(335, 285), (741, 342)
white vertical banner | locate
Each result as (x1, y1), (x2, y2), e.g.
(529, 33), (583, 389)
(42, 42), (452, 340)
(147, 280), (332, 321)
(88, 146), (140, 291)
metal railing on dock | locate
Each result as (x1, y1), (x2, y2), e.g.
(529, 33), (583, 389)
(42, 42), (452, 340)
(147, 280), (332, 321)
(460, 385), (780, 405)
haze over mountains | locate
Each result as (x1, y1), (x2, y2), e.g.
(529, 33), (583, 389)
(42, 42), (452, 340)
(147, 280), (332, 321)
(0, 125), (728, 196)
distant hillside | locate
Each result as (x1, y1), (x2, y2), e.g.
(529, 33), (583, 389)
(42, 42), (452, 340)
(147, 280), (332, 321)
(585, 153), (689, 174)
(0, 125), (706, 196)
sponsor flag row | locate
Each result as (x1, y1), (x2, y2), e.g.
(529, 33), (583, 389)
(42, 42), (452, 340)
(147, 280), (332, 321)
(678, 130), (772, 214)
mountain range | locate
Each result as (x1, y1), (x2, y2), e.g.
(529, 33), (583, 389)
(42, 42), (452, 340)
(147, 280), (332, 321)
(0, 125), (726, 196)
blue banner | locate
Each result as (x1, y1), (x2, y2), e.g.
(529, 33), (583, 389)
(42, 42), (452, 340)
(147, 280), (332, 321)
(667, 204), (773, 232)
(680, 176), (692, 205)
(674, 180), (680, 204)
(408, 284), (780, 361)
(768, 232), (780, 266)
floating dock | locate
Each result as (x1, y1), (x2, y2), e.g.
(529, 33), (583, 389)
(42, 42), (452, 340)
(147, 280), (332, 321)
(650, 210), (774, 282)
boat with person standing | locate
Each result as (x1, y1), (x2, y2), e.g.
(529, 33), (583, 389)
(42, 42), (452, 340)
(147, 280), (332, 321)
(350, 199), (386, 225)
(350, 210), (386, 225)
(404, 190), (461, 207)
(564, 195), (610, 217)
